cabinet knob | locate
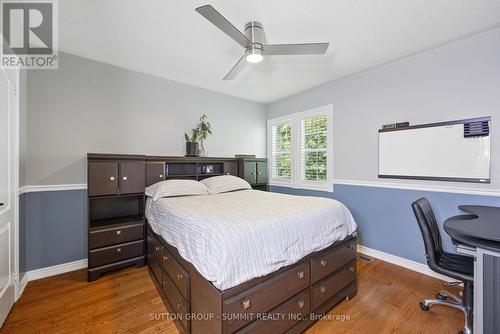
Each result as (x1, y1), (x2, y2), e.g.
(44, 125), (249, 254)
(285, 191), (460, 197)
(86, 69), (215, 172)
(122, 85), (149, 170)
(116, 230), (122, 236)
(297, 271), (305, 279)
(242, 300), (251, 310)
(257, 172), (261, 175)
(163, 255), (168, 262)
(320, 286), (327, 294)
(320, 260), (327, 267)
(159, 174), (163, 178)
(109, 176), (115, 181)
(177, 273), (183, 281)
(251, 172), (255, 176)
(155, 246), (160, 252)
(122, 176), (128, 181)
(177, 301), (183, 310)
(116, 248), (122, 253)
(297, 300), (305, 309)
(350, 244), (356, 250)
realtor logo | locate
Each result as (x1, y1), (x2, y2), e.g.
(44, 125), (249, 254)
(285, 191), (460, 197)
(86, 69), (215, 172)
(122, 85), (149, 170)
(1, 0), (58, 69)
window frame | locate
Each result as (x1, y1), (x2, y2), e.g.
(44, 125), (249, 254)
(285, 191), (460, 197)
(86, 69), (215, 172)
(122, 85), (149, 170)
(267, 105), (333, 192)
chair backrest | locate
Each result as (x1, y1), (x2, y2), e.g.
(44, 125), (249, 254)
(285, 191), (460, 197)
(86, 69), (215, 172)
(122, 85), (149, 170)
(411, 197), (443, 268)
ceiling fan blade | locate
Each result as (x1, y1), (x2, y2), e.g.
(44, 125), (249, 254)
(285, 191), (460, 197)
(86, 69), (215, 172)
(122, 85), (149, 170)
(196, 5), (253, 49)
(223, 54), (247, 80)
(263, 43), (329, 55)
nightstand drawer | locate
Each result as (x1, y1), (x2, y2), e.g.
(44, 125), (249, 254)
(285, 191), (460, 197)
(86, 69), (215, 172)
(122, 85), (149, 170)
(89, 221), (144, 249)
(89, 240), (144, 268)
(311, 241), (356, 284)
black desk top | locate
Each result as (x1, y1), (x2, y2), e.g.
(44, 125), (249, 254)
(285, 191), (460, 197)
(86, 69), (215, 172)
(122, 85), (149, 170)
(444, 205), (500, 251)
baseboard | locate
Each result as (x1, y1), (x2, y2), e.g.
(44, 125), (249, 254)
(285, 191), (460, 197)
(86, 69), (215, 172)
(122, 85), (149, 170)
(357, 245), (454, 282)
(18, 274), (29, 298)
(25, 259), (88, 282)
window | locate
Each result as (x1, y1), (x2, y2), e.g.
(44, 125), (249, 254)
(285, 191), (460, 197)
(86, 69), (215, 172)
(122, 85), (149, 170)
(267, 105), (333, 192)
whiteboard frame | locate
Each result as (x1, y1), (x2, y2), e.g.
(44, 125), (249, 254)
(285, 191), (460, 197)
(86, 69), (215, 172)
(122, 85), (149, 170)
(378, 116), (491, 184)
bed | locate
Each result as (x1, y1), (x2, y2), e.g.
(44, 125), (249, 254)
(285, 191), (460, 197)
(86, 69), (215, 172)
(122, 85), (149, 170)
(146, 188), (358, 334)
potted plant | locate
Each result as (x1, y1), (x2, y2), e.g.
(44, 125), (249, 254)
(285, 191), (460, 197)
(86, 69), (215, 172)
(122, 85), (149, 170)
(184, 114), (212, 157)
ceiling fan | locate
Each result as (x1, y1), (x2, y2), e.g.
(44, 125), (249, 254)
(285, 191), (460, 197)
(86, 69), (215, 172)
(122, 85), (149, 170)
(195, 4), (330, 80)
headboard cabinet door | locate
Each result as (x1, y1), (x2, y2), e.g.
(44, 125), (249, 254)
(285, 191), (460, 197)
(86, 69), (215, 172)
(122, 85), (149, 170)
(88, 161), (119, 196)
(119, 162), (145, 194)
(146, 162), (165, 187)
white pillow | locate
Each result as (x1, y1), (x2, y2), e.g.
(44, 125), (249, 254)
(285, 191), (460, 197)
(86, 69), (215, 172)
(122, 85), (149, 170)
(201, 175), (252, 195)
(145, 179), (208, 201)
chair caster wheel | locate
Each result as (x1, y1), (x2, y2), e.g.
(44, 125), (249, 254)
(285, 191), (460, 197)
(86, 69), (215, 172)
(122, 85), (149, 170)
(436, 293), (447, 300)
(420, 302), (430, 311)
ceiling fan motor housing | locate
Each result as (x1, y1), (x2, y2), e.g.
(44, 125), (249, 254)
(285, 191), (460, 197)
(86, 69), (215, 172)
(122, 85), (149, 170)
(244, 21), (265, 51)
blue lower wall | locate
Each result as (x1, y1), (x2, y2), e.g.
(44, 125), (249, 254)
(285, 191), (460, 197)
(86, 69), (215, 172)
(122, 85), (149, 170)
(19, 190), (87, 272)
(270, 184), (500, 264)
(19, 185), (500, 271)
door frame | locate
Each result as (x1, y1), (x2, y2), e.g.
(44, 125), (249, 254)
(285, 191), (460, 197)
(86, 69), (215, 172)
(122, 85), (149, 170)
(0, 66), (20, 303)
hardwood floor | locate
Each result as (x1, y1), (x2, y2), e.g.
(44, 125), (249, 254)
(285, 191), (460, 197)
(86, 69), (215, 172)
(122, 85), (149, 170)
(1, 258), (463, 334)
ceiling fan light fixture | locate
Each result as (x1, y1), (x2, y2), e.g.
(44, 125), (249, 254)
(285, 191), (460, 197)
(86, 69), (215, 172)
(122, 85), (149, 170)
(245, 48), (263, 63)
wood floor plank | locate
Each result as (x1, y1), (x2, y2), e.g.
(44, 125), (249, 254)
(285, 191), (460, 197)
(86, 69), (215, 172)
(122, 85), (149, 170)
(0, 258), (464, 333)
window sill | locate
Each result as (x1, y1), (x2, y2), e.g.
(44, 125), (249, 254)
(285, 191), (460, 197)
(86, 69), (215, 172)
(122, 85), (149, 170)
(268, 182), (334, 193)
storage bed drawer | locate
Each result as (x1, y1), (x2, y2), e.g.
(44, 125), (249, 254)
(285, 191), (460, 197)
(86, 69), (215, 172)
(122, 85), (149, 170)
(223, 262), (310, 333)
(311, 241), (356, 284)
(235, 290), (311, 334)
(161, 270), (190, 333)
(158, 247), (190, 300)
(311, 260), (356, 310)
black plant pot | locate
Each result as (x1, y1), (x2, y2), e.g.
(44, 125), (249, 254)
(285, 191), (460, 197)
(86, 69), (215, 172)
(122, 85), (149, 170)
(185, 142), (199, 157)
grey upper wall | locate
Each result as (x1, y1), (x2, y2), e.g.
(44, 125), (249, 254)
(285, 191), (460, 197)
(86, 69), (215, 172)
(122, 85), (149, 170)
(26, 52), (266, 186)
(267, 27), (500, 191)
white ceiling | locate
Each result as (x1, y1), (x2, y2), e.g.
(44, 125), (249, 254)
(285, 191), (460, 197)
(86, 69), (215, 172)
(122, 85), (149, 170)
(59, 0), (500, 103)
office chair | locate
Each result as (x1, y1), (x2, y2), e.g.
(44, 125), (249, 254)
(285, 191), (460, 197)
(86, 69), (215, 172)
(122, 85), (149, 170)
(411, 198), (474, 334)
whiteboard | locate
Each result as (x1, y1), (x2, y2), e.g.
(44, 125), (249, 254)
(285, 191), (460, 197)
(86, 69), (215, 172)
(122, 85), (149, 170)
(378, 118), (490, 183)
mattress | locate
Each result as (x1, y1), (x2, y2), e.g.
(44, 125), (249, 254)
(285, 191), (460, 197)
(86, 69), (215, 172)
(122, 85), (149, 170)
(146, 189), (357, 290)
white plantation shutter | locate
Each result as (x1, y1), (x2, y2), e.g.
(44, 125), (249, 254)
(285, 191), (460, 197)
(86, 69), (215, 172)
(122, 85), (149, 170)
(300, 115), (328, 182)
(271, 121), (292, 181)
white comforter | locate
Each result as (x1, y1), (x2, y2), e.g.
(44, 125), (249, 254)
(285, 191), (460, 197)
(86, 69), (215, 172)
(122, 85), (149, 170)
(146, 190), (357, 290)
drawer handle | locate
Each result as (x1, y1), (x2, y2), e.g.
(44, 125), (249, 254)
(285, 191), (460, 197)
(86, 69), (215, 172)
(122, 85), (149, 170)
(155, 246), (160, 252)
(116, 248), (122, 253)
(297, 300), (305, 309)
(297, 271), (305, 279)
(116, 230), (122, 236)
(350, 244), (356, 250)
(176, 273), (183, 281)
(122, 176), (128, 181)
(177, 301), (183, 310)
(320, 260), (327, 267)
(109, 176), (116, 181)
(162, 255), (168, 262)
(320, 286), (327, 294)
(242, 300), (251, 310)
(349, 266), (355, 272)
(162, 279), (167, 286)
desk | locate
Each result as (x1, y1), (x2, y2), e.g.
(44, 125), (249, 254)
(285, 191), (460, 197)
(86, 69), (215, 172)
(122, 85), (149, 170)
(444, 205), (500, 334)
